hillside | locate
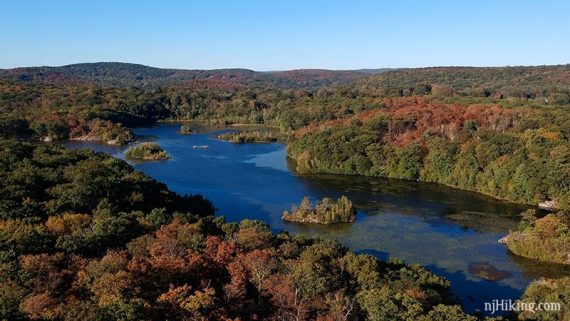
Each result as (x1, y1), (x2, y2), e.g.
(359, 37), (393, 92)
(5, 63), (570, 100)
(287, 97), (570, 209)
(0, 62), (385, 89)
(1, 63), (570, 209)
(353, 65), (570, 102)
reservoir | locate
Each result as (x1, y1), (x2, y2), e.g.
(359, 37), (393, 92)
(65, 124), (570, 314)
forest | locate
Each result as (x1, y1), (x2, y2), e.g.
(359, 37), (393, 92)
(5, 63), (565, 207)
(0, 62), (380, 89)
(1, 63), (570, 320)
(216, 130), (280, 143)
(1, 140), (566, 321)
(0, 140), (494, 321)
(287, 97), (570, 208)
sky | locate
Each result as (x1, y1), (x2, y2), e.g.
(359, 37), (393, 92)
(1, 0), (569, 70)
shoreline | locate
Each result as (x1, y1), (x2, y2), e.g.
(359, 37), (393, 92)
(284, 155), (544, 211)
(36, 120), (558, 211)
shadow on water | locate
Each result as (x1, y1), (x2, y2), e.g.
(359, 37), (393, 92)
(354, 247), (522, 312)
(351, 251), (521, 315)
(507, 252), (570, 280)
(64, 124), (570, 315)
(425, 264), (522, 314)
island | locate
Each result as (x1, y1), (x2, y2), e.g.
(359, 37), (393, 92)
(282, 195), (356, 224)
(124, 142), (169, 160)
(179, 125), (196, 135)
(504, 209), (570, 265)
(216, 130), (279, 143)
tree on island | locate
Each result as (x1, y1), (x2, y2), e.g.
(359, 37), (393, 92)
(283, 195), (356, 224)
(180, 125), (196, 135)
(125, 142), (169, 160)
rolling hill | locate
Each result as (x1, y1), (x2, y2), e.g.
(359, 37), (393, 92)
(0, 62), (390, 88)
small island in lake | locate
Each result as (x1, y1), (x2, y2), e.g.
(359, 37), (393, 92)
(283, 195), (356, 224)
(216, 130), (279, 143)
(179, 125), (196, 135)
(125, 142), (169, 160)
(505, 209), (570, 265)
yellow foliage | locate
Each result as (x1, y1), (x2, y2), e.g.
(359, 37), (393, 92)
(538, 129), (563, 141)
(91, 271), (131, 307)
(45, 213), (91, 235)
(158, 284), (216, 312)
(180, 287), (216, 311)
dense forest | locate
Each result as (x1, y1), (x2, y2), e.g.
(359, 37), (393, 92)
(217, 130), (280, 143)
(0, 140), (492, 321)
(0, 62), (385, 89)
(1, 140), (566, 321)
(1, 65), (569, 206)
(1, 62), (570, 320)
(517, 277), (570, 321)
(353, 65), (570, 102)
(287, 97), (570, 208)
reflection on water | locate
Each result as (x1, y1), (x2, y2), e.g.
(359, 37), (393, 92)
(64, 124), (570, 314)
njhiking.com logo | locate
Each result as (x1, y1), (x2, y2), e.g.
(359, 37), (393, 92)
(484, 299), (561, 315)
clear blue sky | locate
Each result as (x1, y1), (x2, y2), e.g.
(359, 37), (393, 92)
(1, 0), (569, 70)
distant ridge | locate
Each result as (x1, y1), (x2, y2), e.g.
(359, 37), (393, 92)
(353, 64), (570, 98)
(3, 62), (568, 91)
(0, 62), (391, 88)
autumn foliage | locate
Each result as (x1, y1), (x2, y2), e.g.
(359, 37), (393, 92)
(3, 216), (471, 321)
(288, 97), (570, 208)
(0, 141), (468, 320)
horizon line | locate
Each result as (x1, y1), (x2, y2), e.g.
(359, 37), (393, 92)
(1, 61), (570, 72)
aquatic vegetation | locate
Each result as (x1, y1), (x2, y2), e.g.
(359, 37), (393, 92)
(445, 211), (519, 233)
(283, 195), (356, 224)
(468, 262), (512, 281)
(125, 142), (169, 160)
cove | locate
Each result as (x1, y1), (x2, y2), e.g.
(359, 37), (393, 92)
(64, 124), (570, 314)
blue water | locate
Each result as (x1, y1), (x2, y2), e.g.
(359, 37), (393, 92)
(64, 124), (570, 314)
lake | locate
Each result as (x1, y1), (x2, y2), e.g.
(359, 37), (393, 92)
(64, 124), (570, 314)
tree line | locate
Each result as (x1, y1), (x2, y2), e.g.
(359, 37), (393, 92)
(287, 98), (570, 209)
